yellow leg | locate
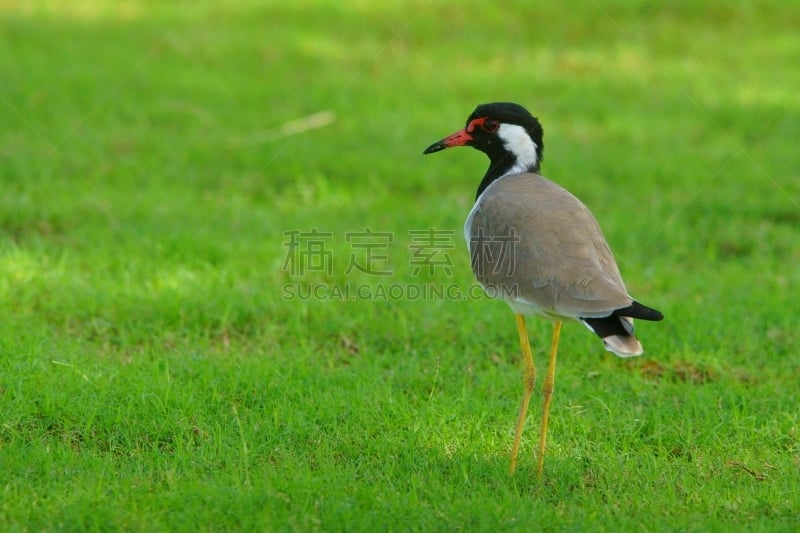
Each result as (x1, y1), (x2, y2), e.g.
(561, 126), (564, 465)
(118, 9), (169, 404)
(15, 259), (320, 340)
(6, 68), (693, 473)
(509, 314), (536, 475)
(536, 320), (562, 480)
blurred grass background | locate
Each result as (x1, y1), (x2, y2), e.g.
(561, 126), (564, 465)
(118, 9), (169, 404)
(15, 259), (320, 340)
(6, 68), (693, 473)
(1, 1), (799, 531)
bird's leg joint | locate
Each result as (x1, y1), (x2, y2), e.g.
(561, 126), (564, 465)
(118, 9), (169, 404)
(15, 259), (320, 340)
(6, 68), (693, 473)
(524, 365), (536, 389)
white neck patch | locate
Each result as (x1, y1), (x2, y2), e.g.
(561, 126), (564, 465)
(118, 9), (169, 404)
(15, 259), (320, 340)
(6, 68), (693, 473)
(496, 123), (538, 177)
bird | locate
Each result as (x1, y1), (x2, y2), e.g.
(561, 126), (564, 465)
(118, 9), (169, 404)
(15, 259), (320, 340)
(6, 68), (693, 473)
(423, 102), (663, 479)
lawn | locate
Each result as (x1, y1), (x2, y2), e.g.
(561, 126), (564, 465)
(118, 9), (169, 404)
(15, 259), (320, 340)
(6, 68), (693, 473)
(1, 1), (799, 531)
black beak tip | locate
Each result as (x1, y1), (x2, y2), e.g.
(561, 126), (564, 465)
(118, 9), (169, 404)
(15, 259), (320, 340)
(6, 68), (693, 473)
(423, 142), (445, 155)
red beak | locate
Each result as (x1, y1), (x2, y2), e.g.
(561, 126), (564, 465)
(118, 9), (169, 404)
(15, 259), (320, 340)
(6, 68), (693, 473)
(423, 128), (473, 154)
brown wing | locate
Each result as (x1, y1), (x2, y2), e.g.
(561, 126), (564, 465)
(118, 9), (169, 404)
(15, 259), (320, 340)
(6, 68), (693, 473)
(468, 173), (633, 318)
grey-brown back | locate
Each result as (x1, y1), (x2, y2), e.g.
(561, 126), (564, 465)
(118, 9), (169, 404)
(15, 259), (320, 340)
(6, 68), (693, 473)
(467, 172), (633, 319)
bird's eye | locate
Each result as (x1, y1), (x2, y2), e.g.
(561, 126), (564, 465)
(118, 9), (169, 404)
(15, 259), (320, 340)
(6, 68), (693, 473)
(481, 119), (500, 133)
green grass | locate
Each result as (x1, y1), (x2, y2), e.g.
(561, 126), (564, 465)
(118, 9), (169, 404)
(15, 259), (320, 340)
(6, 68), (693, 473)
(2, 0), (799, 530)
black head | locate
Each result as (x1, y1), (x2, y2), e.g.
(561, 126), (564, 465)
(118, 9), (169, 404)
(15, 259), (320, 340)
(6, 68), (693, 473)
(423, 102), (545, 198)
(467, 102), (543, 149)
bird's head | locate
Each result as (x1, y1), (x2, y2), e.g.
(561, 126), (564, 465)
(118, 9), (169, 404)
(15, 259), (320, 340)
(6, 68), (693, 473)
(423, 102), (544, 178)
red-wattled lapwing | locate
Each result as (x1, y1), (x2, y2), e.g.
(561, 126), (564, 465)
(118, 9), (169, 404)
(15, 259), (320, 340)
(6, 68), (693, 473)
(423, 102), (663, 479)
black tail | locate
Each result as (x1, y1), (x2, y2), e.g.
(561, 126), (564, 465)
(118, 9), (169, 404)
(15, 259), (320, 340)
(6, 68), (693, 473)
(614, 301), (664, 322)
(581, 301), (663, 339)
